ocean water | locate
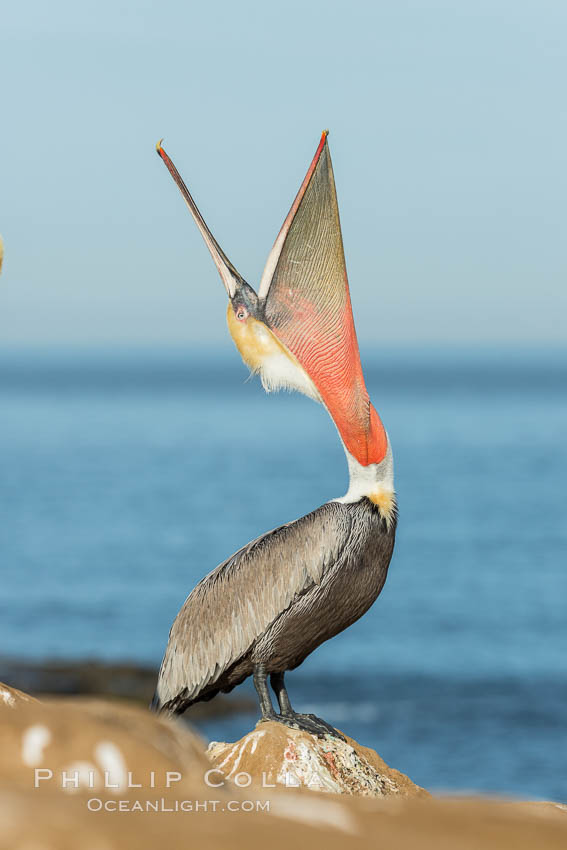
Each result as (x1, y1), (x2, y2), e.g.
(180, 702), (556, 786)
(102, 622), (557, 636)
(1, 346), (566, 801)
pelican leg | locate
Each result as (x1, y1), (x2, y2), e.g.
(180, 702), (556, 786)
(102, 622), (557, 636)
(270, 672), (293, 716)
(253, 664), (277, 720)
(269, 671), (345, 741)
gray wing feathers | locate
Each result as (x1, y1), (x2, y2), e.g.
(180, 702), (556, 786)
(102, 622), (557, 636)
(156, 504), (350, 706)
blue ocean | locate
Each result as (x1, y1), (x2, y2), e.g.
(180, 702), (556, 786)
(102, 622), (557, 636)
(1, 347), (566, 801)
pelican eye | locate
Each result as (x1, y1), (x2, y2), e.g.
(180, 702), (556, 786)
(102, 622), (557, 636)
(235, 305), (249, 321)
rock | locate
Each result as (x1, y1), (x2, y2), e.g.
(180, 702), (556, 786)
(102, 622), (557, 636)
(0, 681), (213, 796)
(0, 682), (38, 709)
(0, 683), (565, 850)
(207, 720), (428, 797)
(1, 783), (566, 850)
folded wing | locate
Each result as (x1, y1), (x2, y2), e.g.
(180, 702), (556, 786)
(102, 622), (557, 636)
(155, 503), (352, 711)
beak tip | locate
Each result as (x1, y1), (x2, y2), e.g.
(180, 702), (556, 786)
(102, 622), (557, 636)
(156, 138), (164, 155)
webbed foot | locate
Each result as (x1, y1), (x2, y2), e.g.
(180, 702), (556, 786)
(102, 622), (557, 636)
(259, 710), (344, 740)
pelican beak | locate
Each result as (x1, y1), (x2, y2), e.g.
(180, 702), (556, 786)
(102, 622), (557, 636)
(258, 132), (388, 467)
(156, 140), (243, 299)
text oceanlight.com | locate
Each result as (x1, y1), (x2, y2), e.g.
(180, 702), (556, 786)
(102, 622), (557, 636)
(86, 799), (270, 813)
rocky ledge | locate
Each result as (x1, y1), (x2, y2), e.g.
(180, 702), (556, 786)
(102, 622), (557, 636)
(1, 680), (566, 850)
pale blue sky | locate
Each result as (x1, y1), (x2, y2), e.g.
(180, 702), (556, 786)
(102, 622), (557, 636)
(1, 0), (565, 347)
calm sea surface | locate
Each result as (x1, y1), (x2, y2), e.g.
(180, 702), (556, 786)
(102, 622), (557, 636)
(1, 347), (566, 800)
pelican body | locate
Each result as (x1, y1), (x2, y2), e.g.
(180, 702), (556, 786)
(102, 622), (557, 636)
(153, 133), (396, 736)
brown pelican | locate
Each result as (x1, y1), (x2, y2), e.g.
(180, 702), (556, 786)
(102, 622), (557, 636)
(152, 132), (396, 737)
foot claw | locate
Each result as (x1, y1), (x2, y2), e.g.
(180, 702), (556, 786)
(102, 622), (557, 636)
(294, 713), (345, 740)
(262, 711), (344, 740)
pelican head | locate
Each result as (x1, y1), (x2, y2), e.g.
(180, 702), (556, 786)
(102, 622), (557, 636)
(156, 134), (388, 473)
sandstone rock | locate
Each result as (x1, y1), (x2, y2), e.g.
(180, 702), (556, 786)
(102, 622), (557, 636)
(0, 681), (212, 796)
(207, 720), (428, 797)
(0, 682), (38, 709)
(0, 783), (566, 850)
(0, 684), (565, 850)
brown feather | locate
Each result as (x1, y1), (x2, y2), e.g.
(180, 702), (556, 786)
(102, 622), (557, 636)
(155, 499), (396, 715)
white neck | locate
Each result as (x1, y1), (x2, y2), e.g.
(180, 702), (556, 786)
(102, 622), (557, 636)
(333, 436), (394, 504)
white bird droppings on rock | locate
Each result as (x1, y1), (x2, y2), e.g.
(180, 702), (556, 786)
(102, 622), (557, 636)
(21, 725), (52, 767)
(277, 739), (343, 792)
(94, 741), (128, 792)
(250, 730), (265, 754)
(0, 689), (16, 708)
